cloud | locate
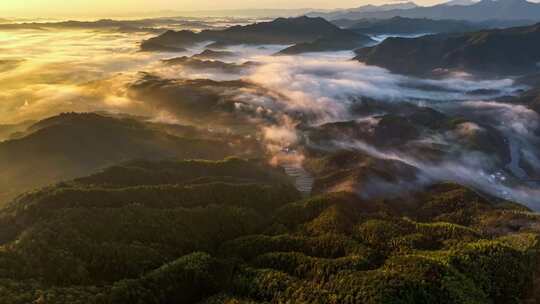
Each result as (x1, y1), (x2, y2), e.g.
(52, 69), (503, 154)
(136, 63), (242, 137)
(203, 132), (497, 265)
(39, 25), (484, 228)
(1, 25), (539, 210)
(262, 115), (299, 151)
(435, 100), (540, 180)
(335, 139), (540, 210)
(442, 101), (539, 136)
(127, 48), (539, 209)
(0, 29), (167, 124)
(243, 53), (524, 124)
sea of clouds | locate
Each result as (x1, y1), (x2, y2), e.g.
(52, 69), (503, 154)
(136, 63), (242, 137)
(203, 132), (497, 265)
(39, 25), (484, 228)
(1, 23), (539, 208)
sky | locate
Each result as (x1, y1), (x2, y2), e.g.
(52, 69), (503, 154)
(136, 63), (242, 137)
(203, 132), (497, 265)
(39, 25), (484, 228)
(0, 0), (445, 17)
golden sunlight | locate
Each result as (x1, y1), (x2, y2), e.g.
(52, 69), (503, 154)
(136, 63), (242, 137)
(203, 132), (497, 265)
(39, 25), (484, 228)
(0, 0), (449, 17)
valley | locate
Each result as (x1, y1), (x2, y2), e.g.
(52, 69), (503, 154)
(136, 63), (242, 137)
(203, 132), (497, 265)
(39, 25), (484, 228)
(1, 3), (540, 303)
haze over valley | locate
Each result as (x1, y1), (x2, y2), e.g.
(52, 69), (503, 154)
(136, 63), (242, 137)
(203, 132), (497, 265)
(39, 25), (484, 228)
(2, 1), (540, 303)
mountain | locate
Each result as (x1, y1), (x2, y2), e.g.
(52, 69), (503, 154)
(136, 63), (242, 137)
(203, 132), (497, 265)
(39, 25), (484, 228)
(141, 16), (372, 51)
(161, 56), (256, 73)
(344, 17), (478, 34)
(149, 8), (318, 18)
(309, 0), (540, 22)
(0, 112), (254, 206)
(1, 154), (539, 303)
(354, 22), (540, 76)
(191, 49), (236, 60)
(127, 73), (277, 126)
(0, 18), (189, 33)
(443, 0), (477, 6)
(333, 17), (537, 32)
(346, 2), (419, 13)
(303, 99), (516, 189)
(277, 34), (375, 55)
(308, 2), (419, 20)
(140, 30), (199, 52)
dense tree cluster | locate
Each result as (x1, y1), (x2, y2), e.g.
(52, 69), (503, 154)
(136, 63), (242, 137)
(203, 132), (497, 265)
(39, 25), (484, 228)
(0, 112), (261, 206)
(1, 158), (539, 303)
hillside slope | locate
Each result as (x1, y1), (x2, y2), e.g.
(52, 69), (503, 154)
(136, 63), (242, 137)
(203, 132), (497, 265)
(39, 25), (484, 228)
(141, 16), (372, 52)
(346, 17), (478, 34)
(0, 113), (249, 205)
(355, 22), (540, 75)
(0, 158), (539, 303)
(310, 0), (540, 22)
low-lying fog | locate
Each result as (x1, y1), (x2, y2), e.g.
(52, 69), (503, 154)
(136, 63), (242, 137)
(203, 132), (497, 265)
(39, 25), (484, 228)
(1, 20), (539, 209)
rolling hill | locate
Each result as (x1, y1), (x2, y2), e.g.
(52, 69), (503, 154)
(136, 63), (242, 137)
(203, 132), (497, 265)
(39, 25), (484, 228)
(344, 17), (478, 34)
(141, 16), (372, 52)
(277, 34), (374, 55)
(309, 2), (419, 20)
(0, 157), (539, 303)
(0, 112), (252, 206)
(309, 0), (540, 22)
(354, 22), (540, 76)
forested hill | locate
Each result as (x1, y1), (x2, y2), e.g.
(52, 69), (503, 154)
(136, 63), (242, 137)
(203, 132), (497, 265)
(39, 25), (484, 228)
(355, 22), (540, 76)
(0, 112), (258, 206)
(1, 157), (540, 303)
(141, 16), (373, 52)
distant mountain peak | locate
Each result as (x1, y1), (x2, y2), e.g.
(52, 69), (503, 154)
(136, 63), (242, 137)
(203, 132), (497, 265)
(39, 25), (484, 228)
(309, 0), (540, 21)
(443, 0), (477, 6)
(351, 1), (419, 12)
(142, 16), (369, 52)
(266, 15), (332, 26)
(477, 0), (528, 4)
(355, 22), (540, 76)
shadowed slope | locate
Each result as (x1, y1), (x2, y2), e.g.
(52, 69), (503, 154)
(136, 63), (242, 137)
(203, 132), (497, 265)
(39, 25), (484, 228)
(355, 22), (540, 76)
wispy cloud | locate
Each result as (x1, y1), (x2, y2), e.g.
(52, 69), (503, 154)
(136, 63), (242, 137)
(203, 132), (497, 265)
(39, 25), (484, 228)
(1, 27), (538, 209)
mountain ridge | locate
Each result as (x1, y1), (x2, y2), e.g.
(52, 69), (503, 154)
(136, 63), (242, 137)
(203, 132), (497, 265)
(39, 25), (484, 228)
(1, 157), (539, 303)
(354, 22), (540, 76)
(141, 16), (372, 52)
(309, 2), (419, 19)
(344, 16), (478, 34)
(310, 0), (540, 22)
(0, 112), (253, 206)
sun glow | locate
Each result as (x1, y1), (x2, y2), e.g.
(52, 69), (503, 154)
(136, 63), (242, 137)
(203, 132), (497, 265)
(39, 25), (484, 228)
(0, 0), (451, 18)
